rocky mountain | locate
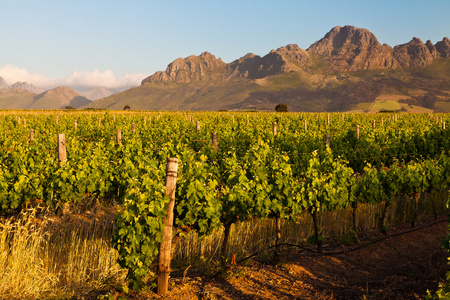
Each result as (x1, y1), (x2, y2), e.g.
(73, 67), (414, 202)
(0, 76), (8, 89)
(80, 87), (117, 100)
(85, 26), (450, 112)
(10, 81), (45, 94)
(307, 25), (397, 71)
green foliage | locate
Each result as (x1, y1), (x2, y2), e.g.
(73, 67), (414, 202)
(112, 163), (167, 290)
(275, 103), (288, 112)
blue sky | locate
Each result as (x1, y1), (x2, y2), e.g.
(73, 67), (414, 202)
(0, 0), (449, 91)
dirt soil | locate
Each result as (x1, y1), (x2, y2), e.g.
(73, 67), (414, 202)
(127, 218), (449, 300)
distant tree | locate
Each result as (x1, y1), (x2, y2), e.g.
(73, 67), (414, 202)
(65, 106), (75, 110)
(124, 105), (131, 111)
(420, 92), (437, 109)
(275, 103), (288, 112)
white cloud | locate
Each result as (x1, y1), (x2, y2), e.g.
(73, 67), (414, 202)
(0, 64), (147, 92)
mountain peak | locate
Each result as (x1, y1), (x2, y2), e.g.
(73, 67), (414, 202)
(435, 37), (450, 58)
(10, 81), (45, 94)
(142, 51), (226, 84)
(0, 76), (8, 89)
(393, 37), (435, 66)
(307, 25), (396, 71)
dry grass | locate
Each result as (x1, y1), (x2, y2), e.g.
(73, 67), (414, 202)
(0, 203), (126, 300)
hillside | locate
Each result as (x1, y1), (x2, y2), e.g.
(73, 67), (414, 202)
(84, 25), (450, 112)
(0, 86), (91, 109)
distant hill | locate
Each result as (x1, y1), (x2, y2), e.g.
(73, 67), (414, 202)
(0, 86), (91, 109)
(84, 25), (450, 112)
(10, 81), (45, 94)
(80, 87), (117, 101)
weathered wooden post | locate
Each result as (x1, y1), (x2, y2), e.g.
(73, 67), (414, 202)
(157, 158), (179, 295)
(381, 117), (384, 126)
(356, 125), (360, 139)
(246, 114), (249, 125)
(372, 120), (376, 131)
(211, 132), (218, 153)
(443, 122), (446, 130)
(273, 122), (277, 136)
(196, 121), (200, 131)
(98, 118), (101, 127)
(324, 134), (331, 149)
(304, 120), (307, 131)
(74, 119), (77, 129)
(30, 129), (34, 143)
(131, 122), (135, 134)
(327, 113), (330, 125)
(116, 129), (121, 145)
(23, 118), (26, 127)
(57, 133), (67, 167)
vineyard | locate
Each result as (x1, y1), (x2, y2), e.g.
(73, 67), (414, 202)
(0, 110), (450, 299)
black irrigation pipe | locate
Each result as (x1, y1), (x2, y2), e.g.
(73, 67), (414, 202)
(238, 217), (448, 262)
(200, 217), (448, 288)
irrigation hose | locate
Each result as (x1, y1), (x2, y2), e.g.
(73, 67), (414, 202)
(199, 217), (448, 291)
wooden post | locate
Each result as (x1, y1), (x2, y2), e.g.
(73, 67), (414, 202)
(30, 129), (34, 143)
(157, 158), (179, 295)
(381, 117), (384, 126)
(57, 134), (67, 167)
(196, 121), (200, 131)
(131, 122), (135, 134)
(23, 118), (26, 127)
(116, 129), (121, 145)
(273, 122), (277, 136)
(304, 120), (307, 131)
(356, 125), (360, 139)
(443, 122), (446, 130)
(144, 117), (147, 127)
(246, 114), (249, 125)
(74, 120), (77, 129)
(324, 134), (330, 149)
(211, 132), (218, 153)
(98, 118), (101, 127)
(327, 113), (330, 125)
(372, 120), (376, 131)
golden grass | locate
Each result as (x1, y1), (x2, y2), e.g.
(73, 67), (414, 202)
(0, 205), (126, 299)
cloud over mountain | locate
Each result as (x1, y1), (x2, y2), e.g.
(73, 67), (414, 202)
(0, 64), (146, 92)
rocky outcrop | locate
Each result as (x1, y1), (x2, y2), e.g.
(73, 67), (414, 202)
(307, 25), (397, 71)
(276, 44), (311, 66)
(0, 76), (8, 89)
(425, 40), (438, 58)
(142, 52), (227, 84)
(393, 38), (436, 67)
(435, 37), (450, 58)
(10, 81), (45, 94)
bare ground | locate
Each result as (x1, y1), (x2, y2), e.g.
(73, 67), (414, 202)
(125, 218), (449, 300)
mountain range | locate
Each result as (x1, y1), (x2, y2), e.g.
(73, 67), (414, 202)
(83, 25), (450, 112)
(2, 25), (450, 112)
(0, 80), (119, 109)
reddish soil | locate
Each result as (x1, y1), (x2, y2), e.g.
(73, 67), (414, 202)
(125, 218), (449, 300)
